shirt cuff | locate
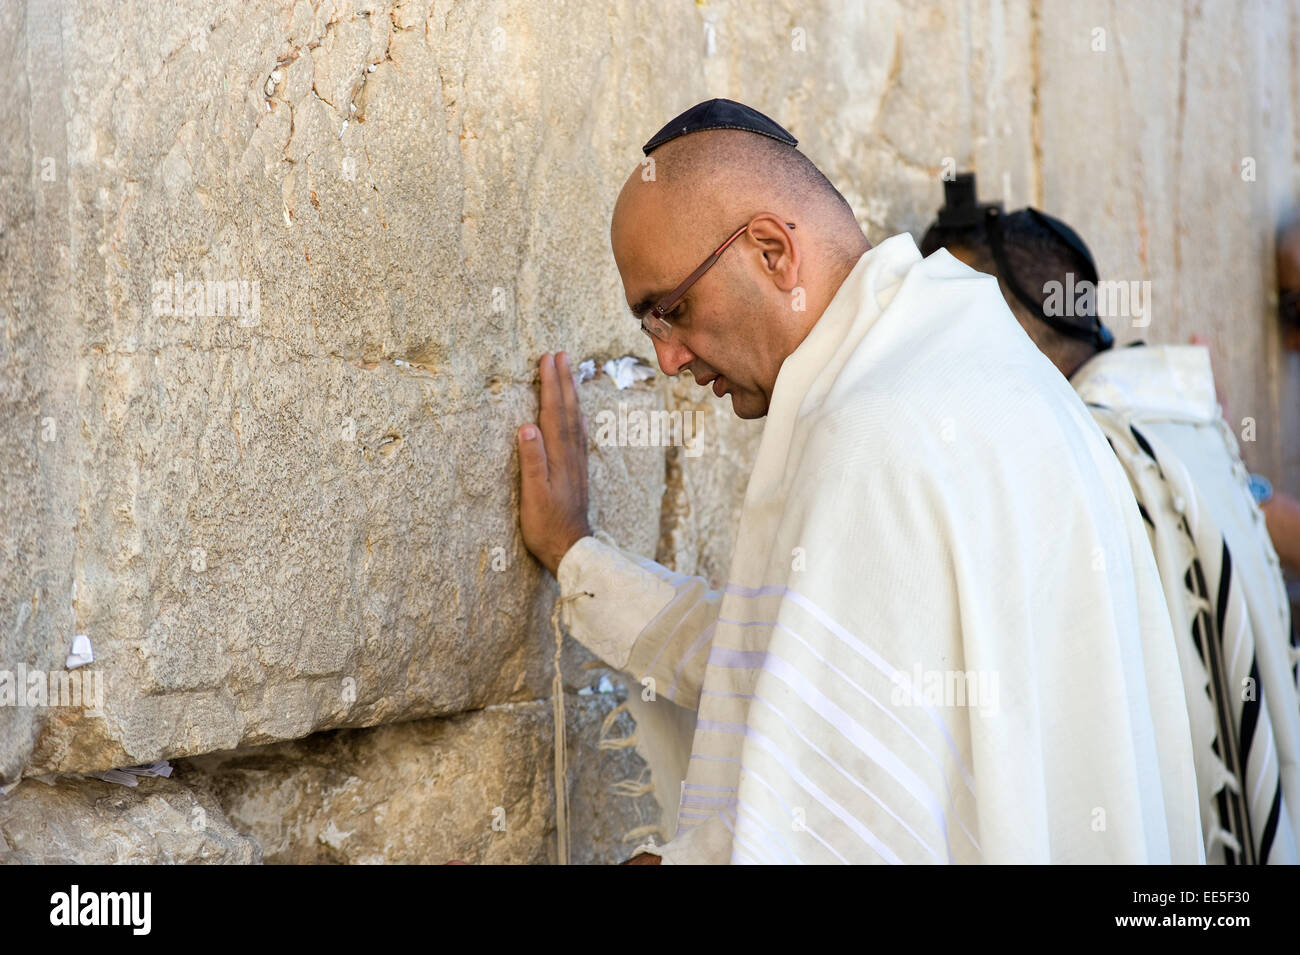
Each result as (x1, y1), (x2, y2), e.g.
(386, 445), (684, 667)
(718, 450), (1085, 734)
(631, 814), (734, 864)
(555, 535), (678, 672)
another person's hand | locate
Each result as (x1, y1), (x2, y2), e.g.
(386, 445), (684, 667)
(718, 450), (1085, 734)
(1261, 493), (1300, 577)
(518, 351), (593, 576)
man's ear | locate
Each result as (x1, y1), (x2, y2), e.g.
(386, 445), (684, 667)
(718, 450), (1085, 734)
(749, 214), (800, 292)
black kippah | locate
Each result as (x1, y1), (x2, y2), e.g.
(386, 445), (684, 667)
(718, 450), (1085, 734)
(642, 98), (798, 156)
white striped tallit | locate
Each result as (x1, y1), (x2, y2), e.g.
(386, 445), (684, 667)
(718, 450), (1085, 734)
(1073, 345), (1300, 864)
(558, 235), (1204, 863)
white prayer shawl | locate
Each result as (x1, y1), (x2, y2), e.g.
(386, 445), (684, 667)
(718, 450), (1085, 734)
(559, 234), (1204, 864)
(1072, 345), (1300, 864)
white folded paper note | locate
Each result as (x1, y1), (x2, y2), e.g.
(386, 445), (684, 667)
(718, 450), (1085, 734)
(65, 634), (93, 670)
(88, 761), (173, 788)
(603, 356), (655, 389)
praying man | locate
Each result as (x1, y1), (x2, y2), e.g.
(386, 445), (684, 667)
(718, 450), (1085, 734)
(515, 99), (1204, 864)
(919, 174), (1300, 864)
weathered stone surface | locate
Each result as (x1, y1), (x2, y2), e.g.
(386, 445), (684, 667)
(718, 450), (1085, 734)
(657, 376), (764, 584)
(2, 0), (1296, 791)
(1034, 0), (1296, 479)
(1, 0), (82, 786)
(0, 773), (261, 864)
(19, 371), (666, 778)
(179, 688), (658, 864)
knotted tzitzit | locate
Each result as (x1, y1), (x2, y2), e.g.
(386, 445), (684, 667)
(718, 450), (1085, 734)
(1092, 404), (1293, 863)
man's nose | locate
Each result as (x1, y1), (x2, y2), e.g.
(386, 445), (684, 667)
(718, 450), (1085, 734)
(651, 336), (697, 377)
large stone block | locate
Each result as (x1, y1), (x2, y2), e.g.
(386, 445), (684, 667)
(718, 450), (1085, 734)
(0, 773), (260, 864)
(179, 688), (659, 865)
(0, 0), (82, 787)
(17, 370), (667, 777)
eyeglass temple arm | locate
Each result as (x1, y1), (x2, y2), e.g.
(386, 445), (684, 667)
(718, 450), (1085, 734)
(652, 222), (797, 318)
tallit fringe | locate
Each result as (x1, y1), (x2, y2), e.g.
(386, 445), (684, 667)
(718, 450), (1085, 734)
(592, 673), (667, 853)
(1102, 411), (1237, 862)
(555, 590), (665, 860)
(611, 777), (655, 798)
(551, 590), (593, 866)
(621, 824), (667, 845)
(1210, 762), (1242, 796)
(1171, 513), (1239, 860)
(597, 701), (641, 750)
(1209, 827), (1244, 857)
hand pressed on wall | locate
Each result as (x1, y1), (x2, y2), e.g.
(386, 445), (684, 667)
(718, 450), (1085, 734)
(518, 351), (594, 576)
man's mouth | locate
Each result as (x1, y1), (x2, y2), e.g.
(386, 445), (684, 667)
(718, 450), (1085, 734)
(698, 373), (727, 398)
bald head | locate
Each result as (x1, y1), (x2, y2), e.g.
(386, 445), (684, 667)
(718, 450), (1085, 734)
(610, 129), (869, 418)
(615, 129), (864, 268)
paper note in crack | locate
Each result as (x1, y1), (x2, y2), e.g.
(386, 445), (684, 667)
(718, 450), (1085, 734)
(88, 762), (174, 788)
(603, 356), (655, 389)
(65, 634), (93, 670)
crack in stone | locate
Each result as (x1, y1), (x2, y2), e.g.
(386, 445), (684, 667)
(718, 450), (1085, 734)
(654, 443), (684, 571)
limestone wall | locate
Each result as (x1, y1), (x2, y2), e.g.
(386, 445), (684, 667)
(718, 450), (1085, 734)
(2, 0), (1296, 863)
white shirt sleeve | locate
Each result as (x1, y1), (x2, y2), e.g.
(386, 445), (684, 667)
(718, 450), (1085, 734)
(556, 535), (722, 710)
(631, 813), (732, 864)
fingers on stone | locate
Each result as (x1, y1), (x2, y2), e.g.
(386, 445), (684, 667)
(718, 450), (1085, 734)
(538, 353), (560, 432)
(556, 351), (580, 431)
(518, 425), (548, 484)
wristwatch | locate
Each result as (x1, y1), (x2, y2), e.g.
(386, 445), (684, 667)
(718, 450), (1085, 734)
(1248, 473), (1274, 507)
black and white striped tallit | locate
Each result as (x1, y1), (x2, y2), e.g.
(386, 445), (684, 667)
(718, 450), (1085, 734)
(1076, 345), (1300, 865)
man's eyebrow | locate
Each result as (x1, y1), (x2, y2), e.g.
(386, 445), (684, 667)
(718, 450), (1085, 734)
(628, 293), (669, 319)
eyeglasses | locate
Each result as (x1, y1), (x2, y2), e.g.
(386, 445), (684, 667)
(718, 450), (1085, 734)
(637, 218), (797, 342)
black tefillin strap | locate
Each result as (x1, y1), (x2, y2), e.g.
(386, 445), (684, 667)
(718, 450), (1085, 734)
(984, 206), (1114, 351)
(1280, 289), (1300, 327)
